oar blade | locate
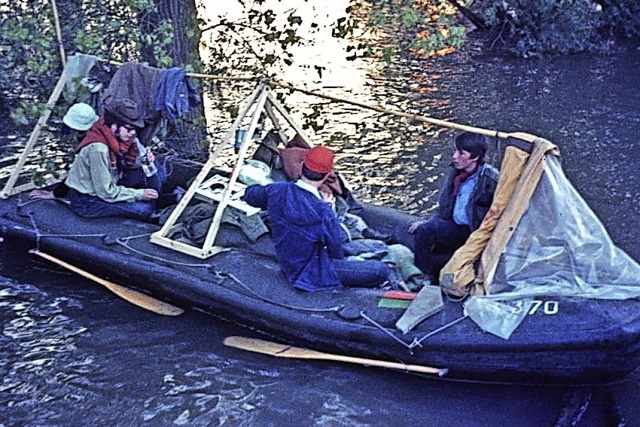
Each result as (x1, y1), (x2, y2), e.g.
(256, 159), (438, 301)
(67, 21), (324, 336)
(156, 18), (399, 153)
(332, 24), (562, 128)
(224, 336), (448, 376)
(224, 336), (303, 357)
(30, 249), (184, 316)
(102, 283), (185, 316)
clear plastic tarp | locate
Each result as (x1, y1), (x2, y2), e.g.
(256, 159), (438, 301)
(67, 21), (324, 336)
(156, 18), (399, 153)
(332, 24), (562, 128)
(465, 155), (640, 339)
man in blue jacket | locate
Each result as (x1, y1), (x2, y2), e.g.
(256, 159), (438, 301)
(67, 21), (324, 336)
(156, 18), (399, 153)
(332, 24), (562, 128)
(244, 146), (390, 291)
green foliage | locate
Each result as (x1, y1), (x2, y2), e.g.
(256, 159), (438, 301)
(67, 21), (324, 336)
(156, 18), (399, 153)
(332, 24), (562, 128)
(479, 0), (640, 57)
(0, 0), (177, 126)
(202, 4), (312, 79)
(301, 105), (326, 133)
(350, 0), (470, 61)
(359, 0), (640, 60)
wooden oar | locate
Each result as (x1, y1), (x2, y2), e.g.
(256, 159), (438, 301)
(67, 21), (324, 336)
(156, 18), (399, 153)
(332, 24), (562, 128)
(223, 336), (448, 377)
(29, 249), (184, 316)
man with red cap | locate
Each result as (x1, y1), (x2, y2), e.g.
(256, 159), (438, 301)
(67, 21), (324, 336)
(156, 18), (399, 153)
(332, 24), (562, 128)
(244, 146), (390, 291)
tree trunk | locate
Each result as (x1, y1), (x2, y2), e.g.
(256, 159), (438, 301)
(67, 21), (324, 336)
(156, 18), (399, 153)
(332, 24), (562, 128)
(147, 0), (208, 161)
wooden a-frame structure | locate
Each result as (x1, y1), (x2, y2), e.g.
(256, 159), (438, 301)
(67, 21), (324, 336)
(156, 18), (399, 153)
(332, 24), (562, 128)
(150, 80), (315, 258)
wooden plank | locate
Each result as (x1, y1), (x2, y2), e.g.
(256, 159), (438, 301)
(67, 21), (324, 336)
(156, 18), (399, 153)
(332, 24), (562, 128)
(201, 84), (270, 252)
(1, 68), (67, 199)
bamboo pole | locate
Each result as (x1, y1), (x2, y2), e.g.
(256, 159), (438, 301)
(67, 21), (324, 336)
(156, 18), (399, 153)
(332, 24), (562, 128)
(1, 67), (67, 199)
(50, 0), (66, 65)
(272, 80), (511, 140)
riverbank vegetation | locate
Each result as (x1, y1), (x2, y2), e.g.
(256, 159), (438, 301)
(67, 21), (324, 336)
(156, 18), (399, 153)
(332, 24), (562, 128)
(1, 0), (639, 133)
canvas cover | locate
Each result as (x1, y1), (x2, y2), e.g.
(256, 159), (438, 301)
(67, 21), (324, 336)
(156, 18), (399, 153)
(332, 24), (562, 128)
(439, 133), (640, 339)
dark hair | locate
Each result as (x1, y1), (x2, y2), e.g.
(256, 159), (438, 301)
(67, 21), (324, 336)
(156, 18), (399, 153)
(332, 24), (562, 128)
(301, 163), (327, 181)
(103, 110), (118, 127)
(455, 132), (488, 164)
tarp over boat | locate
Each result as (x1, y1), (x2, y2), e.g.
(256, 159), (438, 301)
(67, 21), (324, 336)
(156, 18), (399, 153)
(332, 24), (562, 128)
(439, 133), (640, 339)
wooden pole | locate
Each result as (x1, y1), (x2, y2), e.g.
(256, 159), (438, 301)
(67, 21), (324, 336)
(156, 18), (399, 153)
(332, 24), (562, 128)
(1, 67), (68, 199)
(30, 250), (184, 316)
(224, 336), (448, 376)
(50, 0), (66, 65)
(273, 80), (511, 140)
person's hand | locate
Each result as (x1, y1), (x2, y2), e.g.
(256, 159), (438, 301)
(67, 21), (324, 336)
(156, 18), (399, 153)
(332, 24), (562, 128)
(320, 191), (335, 205)
(408, 219), (427, 234)
(146, 149), (155, 163)
(29, 189), (55, 200)
(142, 188), (158, 200)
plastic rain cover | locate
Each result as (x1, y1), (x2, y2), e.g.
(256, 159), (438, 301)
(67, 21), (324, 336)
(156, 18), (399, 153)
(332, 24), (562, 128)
(465, 155), (640, 339)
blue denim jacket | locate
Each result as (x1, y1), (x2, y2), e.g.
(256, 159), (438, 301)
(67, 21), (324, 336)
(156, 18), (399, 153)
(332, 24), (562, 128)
(244, 182), (344, 291)
(154, 67), (199, 121)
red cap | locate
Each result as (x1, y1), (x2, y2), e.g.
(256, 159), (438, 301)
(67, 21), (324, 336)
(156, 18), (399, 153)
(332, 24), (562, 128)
(303, 146), (334, 174)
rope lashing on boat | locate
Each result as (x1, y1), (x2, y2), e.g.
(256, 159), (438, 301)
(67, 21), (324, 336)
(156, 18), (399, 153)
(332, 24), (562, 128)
(97, 231), (344, 314)
(409, 315), (469, 350)
(220, 270), (344, 314)
(115, 234), (221, 268)
(358, 312), (470, 352)
(26, 212), (42, 251)
(359, 311), (414, 349)
(22, 211), (104, 250)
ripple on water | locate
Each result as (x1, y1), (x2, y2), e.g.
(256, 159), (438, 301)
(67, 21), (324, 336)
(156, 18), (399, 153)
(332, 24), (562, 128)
(138, 354), (281, 426)
(0, 277), (95, 425)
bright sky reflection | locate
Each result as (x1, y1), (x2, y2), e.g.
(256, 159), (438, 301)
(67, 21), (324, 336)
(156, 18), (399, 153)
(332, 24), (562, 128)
(201, 0), (368, 89)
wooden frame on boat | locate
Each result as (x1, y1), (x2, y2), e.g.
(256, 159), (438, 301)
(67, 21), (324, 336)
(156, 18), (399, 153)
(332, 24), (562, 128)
(150, 81), (315, 258)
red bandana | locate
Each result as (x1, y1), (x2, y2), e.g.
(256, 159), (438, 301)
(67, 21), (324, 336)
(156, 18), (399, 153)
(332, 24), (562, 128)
(452, 163), (478, 195)
(76, 117), (138, 169)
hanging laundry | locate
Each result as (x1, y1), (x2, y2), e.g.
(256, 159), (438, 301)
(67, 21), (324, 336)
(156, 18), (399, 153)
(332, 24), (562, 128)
(154, 67), (200, 122)
(102, 62), (163, 145)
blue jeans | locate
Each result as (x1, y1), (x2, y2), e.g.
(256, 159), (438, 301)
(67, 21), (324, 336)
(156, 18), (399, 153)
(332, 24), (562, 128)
(67, 188), (154, 221)
(413, 217), (470, 282)
(332, 258), (390, 288)
(118, 161), (166, 193)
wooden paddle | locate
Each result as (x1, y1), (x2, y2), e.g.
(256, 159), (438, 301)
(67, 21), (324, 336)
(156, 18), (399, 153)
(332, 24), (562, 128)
(223, 336), (448, 377)
(29, 249), (184, 316)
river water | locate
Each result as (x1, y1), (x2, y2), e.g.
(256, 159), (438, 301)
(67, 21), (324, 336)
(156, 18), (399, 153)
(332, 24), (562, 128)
(2, 3), (640, 426)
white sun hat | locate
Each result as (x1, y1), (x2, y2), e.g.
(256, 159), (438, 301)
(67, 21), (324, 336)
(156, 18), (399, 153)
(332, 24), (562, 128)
(63, 103), (99, 131)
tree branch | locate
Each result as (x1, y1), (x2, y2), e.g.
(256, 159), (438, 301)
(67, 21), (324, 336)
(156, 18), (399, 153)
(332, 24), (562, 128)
(447, 0), (487, 29)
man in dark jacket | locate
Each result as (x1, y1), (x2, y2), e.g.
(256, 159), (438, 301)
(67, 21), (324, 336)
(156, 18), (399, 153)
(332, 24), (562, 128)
(244, 146), (390, 291)
(408, 132), (499, 284)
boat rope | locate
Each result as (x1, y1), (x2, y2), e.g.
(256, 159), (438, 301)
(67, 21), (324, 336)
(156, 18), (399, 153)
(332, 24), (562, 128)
(409, 315), (468, 349)
(115, 234), (219, 268)
(20, 202), (105, 249)
(221, 270), (344, 314)
(358, 310), (470, 352)
(26, 212), (42, 251)
(115, 232), (344, 314)
(359, 311), (414, 349)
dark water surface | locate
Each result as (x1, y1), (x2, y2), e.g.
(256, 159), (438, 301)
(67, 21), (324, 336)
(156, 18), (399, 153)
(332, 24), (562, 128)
(2, 10), (640, 427)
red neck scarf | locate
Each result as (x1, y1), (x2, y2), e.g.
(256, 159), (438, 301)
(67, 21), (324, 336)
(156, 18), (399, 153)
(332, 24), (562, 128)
(452, 163), (478, 195)
(76, 117), (138, 169)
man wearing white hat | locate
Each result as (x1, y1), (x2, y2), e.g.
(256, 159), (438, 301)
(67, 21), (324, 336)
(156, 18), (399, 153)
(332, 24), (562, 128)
(29, 103), (99, 200)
